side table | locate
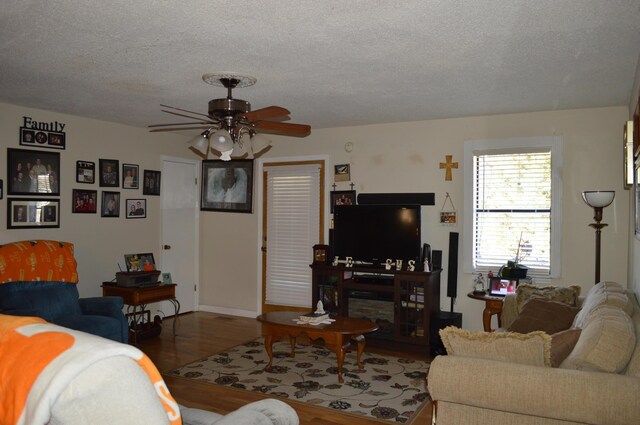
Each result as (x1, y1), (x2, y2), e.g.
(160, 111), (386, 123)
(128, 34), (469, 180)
(102, 283), (180, 343)
(467, 291), (503, 332)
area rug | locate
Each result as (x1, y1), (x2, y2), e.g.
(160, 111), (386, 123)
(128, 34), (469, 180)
(169, 339), (430, 423)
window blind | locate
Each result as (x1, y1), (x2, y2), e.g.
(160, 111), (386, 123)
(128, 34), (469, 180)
(473, 151), (552, 281)
(264, 164), (321, 307)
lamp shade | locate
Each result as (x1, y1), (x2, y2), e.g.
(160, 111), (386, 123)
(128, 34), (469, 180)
(187, 131), (210, 155)
(582, 191), (615, 208)
(251, 133), (272, 156)
(209, 129), (234, 153)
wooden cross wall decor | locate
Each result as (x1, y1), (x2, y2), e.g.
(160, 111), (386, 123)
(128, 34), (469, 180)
(440, 155), (458, 181)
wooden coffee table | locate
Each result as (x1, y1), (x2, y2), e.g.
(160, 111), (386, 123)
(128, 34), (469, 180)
(257, 311), (378, 383)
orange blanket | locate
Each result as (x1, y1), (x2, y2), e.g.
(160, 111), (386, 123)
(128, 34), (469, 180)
(0, 315), (181, 425)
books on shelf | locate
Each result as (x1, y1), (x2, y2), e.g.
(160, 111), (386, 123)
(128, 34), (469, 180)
(298, 312), (330, 324)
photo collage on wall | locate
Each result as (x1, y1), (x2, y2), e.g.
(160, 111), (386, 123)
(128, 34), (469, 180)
(6, 115), (162, 230)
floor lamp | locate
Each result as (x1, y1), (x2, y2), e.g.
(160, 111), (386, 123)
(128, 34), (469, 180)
(582, 190), (615, 284)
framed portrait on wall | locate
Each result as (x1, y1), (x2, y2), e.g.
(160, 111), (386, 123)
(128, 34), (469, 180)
(330, 190), (356, 213)
(7, 198), (60, 229)
(72, 189), (97, 213)
(76, 161), (95, 184)
(7, 148), (60, 196)
(101, 191), (120, 217)
(126, 198), (146, 218)
(201, 159), (253, 213)
(143, 170), (161, 196)
(122, 163), (139, 189)
(99, 159), (119, 187)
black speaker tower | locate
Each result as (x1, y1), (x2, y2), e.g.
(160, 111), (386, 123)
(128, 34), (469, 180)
(447, 232), (459, 312)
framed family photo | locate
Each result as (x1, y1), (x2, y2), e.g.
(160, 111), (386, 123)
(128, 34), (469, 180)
(20, 128), (66, 150)
(76, 161), (95, 184)
(7, 198), (60, 229)
(122, 163), (139, 189)
(124, 253), (156, 271)
(126, 198), (146, 218)
(72, 189), (97, 213)
(143, 170), (161, 195)
(330, 190), (356, 213)
(7, 148), (60, 196)
(99, 159), (119, 187)
(101, 191), (120, 217)
(201, 159), (253, 213)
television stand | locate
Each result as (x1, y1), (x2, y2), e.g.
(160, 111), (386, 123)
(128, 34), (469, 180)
(310, 263), (441, 354)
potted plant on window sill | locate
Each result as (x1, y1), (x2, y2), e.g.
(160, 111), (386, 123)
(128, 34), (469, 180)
(499, 232), (530, 279)
(499, 260), (528, 278)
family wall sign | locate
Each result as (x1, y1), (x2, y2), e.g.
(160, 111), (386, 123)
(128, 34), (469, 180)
(19, 116), (67, 150)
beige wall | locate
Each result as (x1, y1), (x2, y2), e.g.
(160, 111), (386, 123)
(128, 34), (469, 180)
(0, 102), (188, 298)
(200, 106), (630, 330)
(0, 101), (630, 332)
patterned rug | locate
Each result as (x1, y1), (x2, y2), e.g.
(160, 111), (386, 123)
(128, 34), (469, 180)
(169, 339), (430, 423)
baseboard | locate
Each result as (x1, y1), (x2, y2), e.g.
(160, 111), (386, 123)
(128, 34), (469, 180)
(198, 304), (257, 318)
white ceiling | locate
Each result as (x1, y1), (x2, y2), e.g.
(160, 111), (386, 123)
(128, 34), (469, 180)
(1, 1), (640, 133)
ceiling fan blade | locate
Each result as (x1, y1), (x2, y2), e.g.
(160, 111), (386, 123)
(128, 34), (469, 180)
(149, 121), (213, 128)
(149, 125), (214, 133)
(241, 106), (290, 122)
(160, 104), (211, 119)
(254, 121), (311, 137)
(161, 109), (216, 123)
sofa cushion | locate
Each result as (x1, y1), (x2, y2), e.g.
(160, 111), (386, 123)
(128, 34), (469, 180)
(560, 304), (635, 373)
(550, 328), (581, 367)
(516, 284), (581, 313)
(0, 281), (82, 321)
(508, 297), (580, 335)
(440, 326), (552, 367)
(573, 284), (633, 329)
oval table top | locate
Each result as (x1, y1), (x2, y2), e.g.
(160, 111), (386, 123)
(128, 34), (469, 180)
(257, 311), (378, 335)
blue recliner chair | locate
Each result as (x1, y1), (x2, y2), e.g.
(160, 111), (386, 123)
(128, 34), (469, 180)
(0, 240), (128, 343)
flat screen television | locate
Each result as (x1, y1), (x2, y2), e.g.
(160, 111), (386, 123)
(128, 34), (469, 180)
(332, 204), (421, 266)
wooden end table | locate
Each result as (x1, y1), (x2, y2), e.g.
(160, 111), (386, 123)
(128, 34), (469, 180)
(102, 283), (180, 343)
(257, 311), (378, 383)
(467, 291), (504, 332)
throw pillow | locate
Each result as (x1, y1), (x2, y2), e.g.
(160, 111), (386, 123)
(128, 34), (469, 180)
(439, 326), (552, 367)
(560, 304), (635, 373)
(508, 297), (580, 335)
(516, 284), (581, 313)
(550, 328), (581, 367)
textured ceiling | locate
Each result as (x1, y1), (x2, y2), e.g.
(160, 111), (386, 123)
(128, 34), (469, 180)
(1, 1), (640, 133)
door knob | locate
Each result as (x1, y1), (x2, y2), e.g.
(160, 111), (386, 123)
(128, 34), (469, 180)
(163, 245), (171, 250)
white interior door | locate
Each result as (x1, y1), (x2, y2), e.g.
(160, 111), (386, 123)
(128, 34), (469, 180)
(159, 157), (199, 316)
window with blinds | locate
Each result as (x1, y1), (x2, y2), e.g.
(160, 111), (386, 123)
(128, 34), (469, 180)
(473, 151), (551, 278)
(464, 137), (563, 281)
(264, 163), (322, 307)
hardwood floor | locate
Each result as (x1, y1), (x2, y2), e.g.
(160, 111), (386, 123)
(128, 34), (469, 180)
(137, 311), (434, 425)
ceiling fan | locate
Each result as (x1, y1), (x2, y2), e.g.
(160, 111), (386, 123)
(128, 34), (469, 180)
(149, 72), (311, 161)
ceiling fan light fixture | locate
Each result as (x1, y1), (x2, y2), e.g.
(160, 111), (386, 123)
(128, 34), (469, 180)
(251, 133), (272, 157)
(209, 128), (233, 152)
(187, 130), (210, 155)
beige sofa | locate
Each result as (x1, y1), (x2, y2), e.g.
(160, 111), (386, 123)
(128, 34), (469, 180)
(427, 282), (640, 425)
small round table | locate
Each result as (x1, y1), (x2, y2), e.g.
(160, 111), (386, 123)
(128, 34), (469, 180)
(467, 291), (504, 332)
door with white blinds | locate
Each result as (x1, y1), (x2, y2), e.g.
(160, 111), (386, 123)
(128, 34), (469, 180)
(262, 161), (324, 312)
